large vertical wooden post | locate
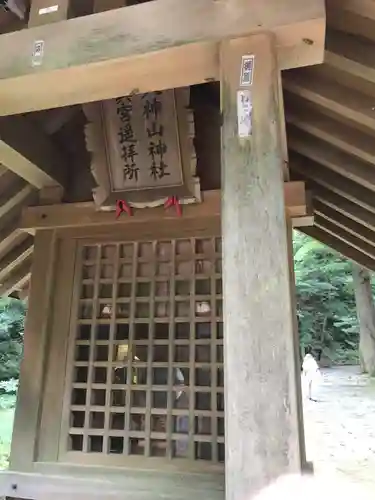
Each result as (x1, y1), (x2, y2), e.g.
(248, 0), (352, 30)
(221, 34), (304, 499)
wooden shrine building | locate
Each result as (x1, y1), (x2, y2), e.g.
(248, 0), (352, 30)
(0, 0), (374, 499)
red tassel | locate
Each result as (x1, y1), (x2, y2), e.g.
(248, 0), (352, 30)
(116, 200), (133, 218)
(164, 196), (182, 216)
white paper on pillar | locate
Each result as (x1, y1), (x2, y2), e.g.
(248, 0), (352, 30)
(239, 55), (255, 86)
(237, 89), (253, 138)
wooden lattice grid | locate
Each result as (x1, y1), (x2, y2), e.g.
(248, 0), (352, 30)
(65, 237), (224, 465)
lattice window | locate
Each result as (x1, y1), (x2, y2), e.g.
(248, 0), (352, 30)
(66, 237), (224, 464)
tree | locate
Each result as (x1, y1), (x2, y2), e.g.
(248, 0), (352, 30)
(293, 231), (359, 364)
(0, 298), (26, 382)
(352, 264), (375, 376)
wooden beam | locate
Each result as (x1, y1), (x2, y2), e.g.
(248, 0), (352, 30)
(324, 29), (375, 97)
(302, 225), (375, 272)
(284, 95), (375, 167)
(220, 34), (304, 498)
(314, 188), (375, 232)
(290, 153), (375, 215)
(283, 68), (375, 135)
(314, 200), (375, 249)
(0, 174), (38, 220)
(20, 184), (308, 232)
(0, 115), (68, 189)
(327, 0), (375, 42)
(0, 469), (224, 500)
(0, 257), (32, 296)
(293, 215), (314, 227)
(287, 126), (375, 192)
(0, 0), (325, 115)
(314, 217), (375, 260)
(0, 235), (34, 282)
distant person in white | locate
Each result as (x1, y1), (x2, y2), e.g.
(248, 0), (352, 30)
(302, 348), (321, 402)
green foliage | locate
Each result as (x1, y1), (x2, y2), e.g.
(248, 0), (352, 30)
(0, 298), (26, 383)
(293, 231), (360, 363)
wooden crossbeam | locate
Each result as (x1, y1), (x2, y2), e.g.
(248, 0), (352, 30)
(284, 95), (375, 167)
(302, 225), (375, 272)
(314, 188), (375, 232)
(0, 115), (68, 189)
(0, 173), (38, 220)
(19, 184), (309, 232)
(283, 68), (375, 135)
(290, 153), (375, 214)
(0, 0), (325, 115)
(0, 257), (32, 296)
(287, 125), (375, 192)
(0, 236), (34, 282)
(327, 0), (375, 42)
(325, 29), (375, 94)
(314, 217), (375, 260)
(314, 199), (375, 248)
(0, 215), (22, 256)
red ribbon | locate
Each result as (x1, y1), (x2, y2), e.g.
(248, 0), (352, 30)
(164, 196), (182, 216)
(116, 200), (133, 218)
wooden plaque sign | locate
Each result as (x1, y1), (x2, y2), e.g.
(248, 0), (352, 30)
(84, 88), (200, 209)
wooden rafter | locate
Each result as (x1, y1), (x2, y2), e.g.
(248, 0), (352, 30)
(0, 115), (68, 189)
(0, 0), (325, 115)
(325, 29), (375, 93)
(314, 200), (375, 249)
(0, 256), (32, 296)
(0, 173), (38, 220)
(302, 225), (375, 272)
(285, 96), (375, 167)
(327, 0), (375, 42)
(283, 68), (375, 135)
(19, 184), (310, 232)
(314, 217), (375, 260)
(0, 216), (22, 257)
(314, 189), (375, 232)
(288, 126), (375, 192)
(290, 154), (375, 215)
(0, 236), (34, 283)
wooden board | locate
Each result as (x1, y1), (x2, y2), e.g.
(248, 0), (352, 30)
(0, 0), (325, 115)
(84, 88), (200, 208)
(19, 185), (309, 232)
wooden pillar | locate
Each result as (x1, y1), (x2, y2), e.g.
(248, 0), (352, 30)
(10, 230), (58, 470)
(221, 34), (304, 499)
(352, 263), (375, 376)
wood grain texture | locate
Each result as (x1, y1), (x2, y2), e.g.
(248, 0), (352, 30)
(220, 34), (303, 499)
(19, 186), (308, 232)
(0, 115), (68, 189)
(0, 0), (325, 115)
(10, 230), (58, 471)
(0, 468), (224, 500)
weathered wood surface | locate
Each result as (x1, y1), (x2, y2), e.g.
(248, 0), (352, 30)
(10, 230), (57, 471)
(0, 469), (224, 500)
(19, 186), (309, 232)
(0, 0), (325, 115)
(352, 263), (375, 376)
(84, 88), (200, 207)
(0, 115), (68, 189)
(221, 34), (303, 499)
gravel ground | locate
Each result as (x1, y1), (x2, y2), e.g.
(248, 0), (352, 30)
(303, 365), (375, 488)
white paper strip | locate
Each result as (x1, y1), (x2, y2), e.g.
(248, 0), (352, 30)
(237, 90), (253, 138)
(31, 40), (45, 67)
(240, 55), (255, 86)
(39, 5), (59, 14)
